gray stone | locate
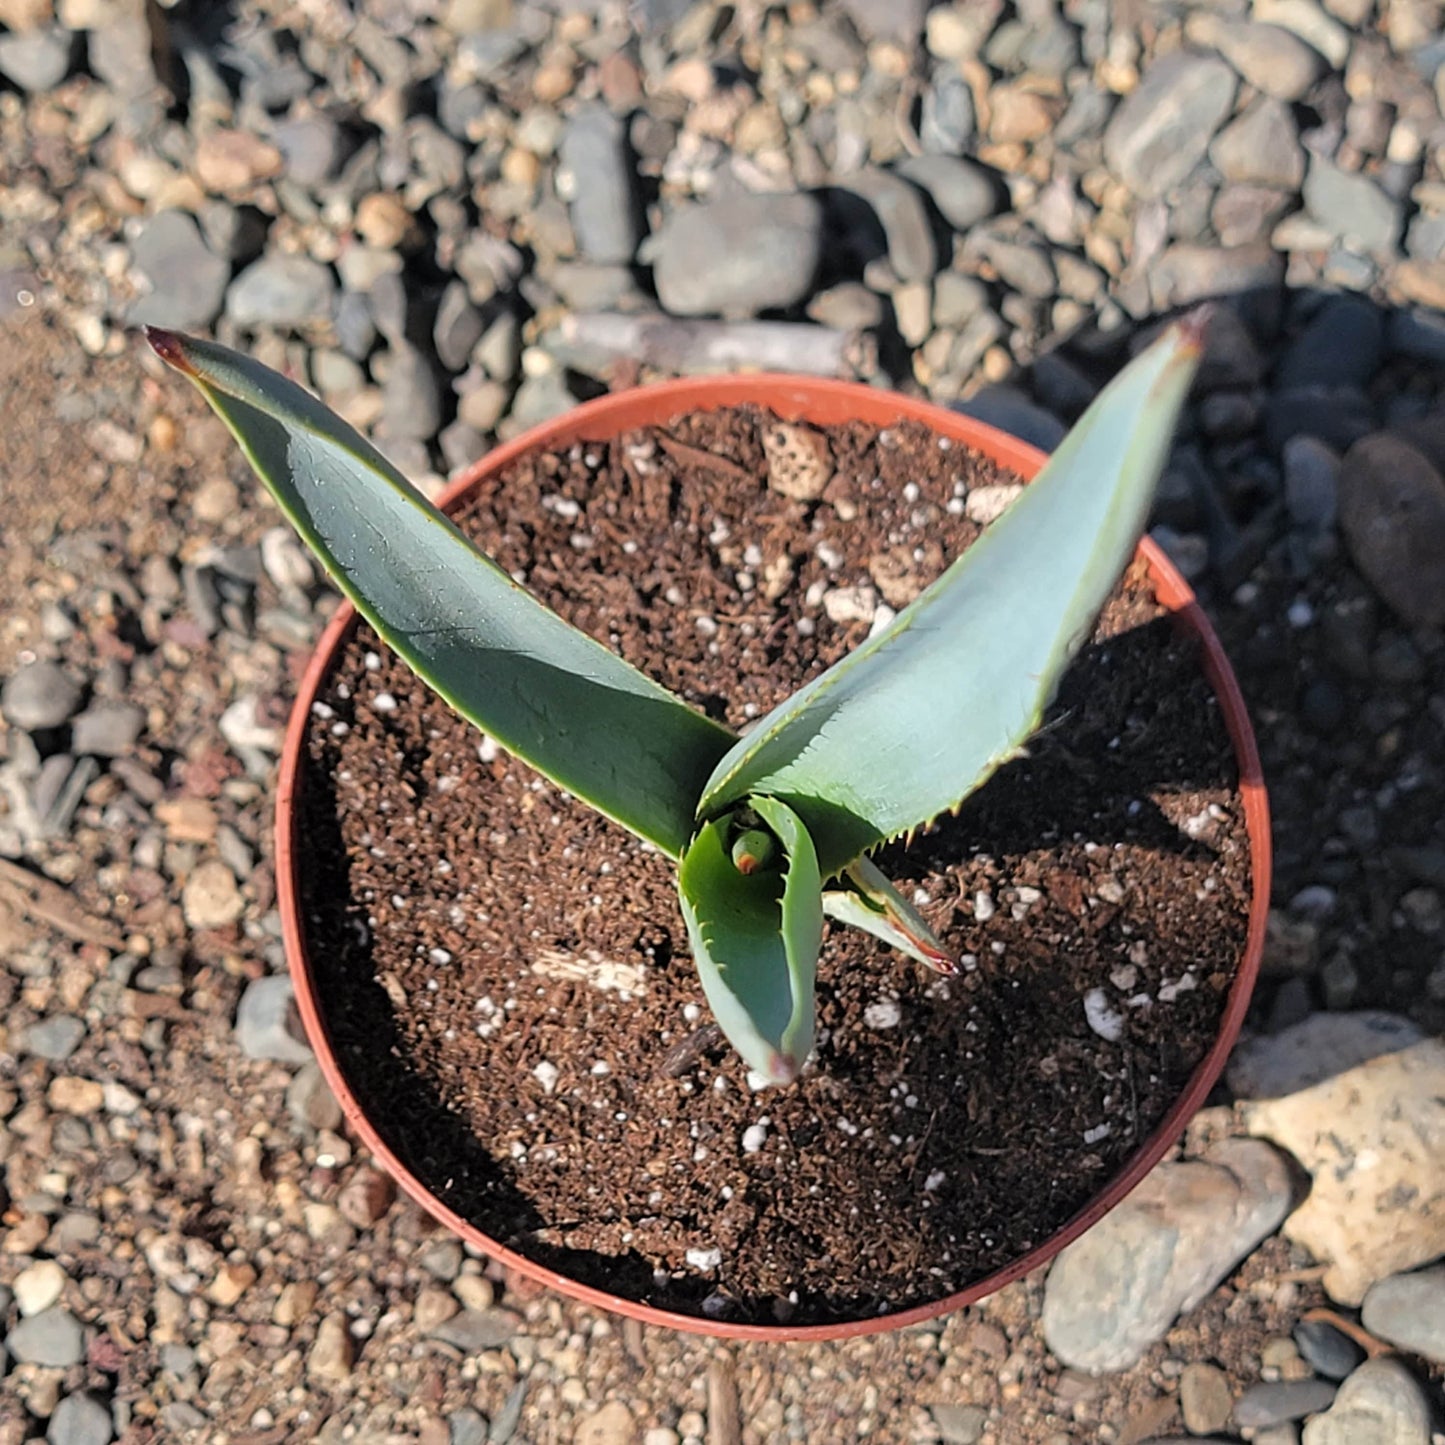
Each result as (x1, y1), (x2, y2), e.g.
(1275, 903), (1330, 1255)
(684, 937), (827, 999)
(1265, 387), (1376, 455)
(966, 227), (1054, 297)
(159, 1343), (198, 1379)
(1150, 244), (1285, 310)
(129, 210), (231, 332)
(1303, 159), (1403, 254)
(474, 310), (520, 381)
(490, 1379), (528, 1444)
(433, 281), (485, 372)
(2, 661), (82, 731)
(161, 1404), (209, 1433)
(1207, 19), (1326, 99)
(46, 1393), (114, 1445)
(954, 386), (1065, 452)
(0, 25), (73, 91)
(1020, 22), (1080, 79)
(6, 1306), (85, 1367)
(1180, 1362), (1233, 1435)
(501, 371), (573, 434)
(455, 28), (531, 82)
(439, 421), (487, 474)
(1213, 185), (1294, 249)
(380, 343), (443, 443)
(1386, 309), (1445, 367)
(1104, 53), (1237, 200)
(653, 193), (823, 318)
(838, 0), (928, 44)
(311, 348), (366, 398)
(931, 272), (988, 327)
(1362, 1265), (1445, 1363)
(273, 115), (348, 189)
(896, 155), (997, 232)
(920, 64), (975, 153)
(1294, 1320), (1366, 1380)
(840, 169), (937, 281)
(88, 3), (158, 100)
(1056, 84), (1115, 146)
(234, 975), (312, 1065)
(929, 1403), (987, 1444)
(33, 753), (97, 838)
(558, 105), (639, 265)
(1255, 0), (1351, 65)
(634, 0), (696, 26)
(1041, 1139), (1292, 1372)
(21, 1014), (86, 1063)
(1339, 433), (1445, 629)
(1228, 1010), (1423, 1098)
(1210, 98), (1306, 190)
(419, 1239), (464, 1281)
(947, 309), (1003, 378)
(286, 1060), (343, 1133)
(803, 282), (882, 331)
(1284, 436), (1341, 535)
(1278, 296), (1383, 391)
(1301, 1359), (1432, 1445)
(335, 290), (377, 359)
(548, 262), (636, 312)
(1235, 1380), (1339, 1428)
(226, 254), (337, 329)
(198, 200), (268, 265)
(456, 377), (509, 433)
(1406, 211), (1445, 262)
(1346, 97), (1395, 156)
(449, 1407), (489, 1445)
(71, 701), (146, 757)
(426, 1307), (521, 1351)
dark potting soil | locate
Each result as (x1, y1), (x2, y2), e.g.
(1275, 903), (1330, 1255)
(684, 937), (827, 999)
(295, 404), (1251, 1327)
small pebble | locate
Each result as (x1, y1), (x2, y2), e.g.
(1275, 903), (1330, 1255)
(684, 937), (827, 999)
(1293, 1318), (1366, 1380)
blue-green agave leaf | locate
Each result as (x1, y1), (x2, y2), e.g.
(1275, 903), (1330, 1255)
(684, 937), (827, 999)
(696, 314), (1206, 875)
(146, 328), (733, 859)
(677, 795), (822, 1084)
(822, 855), (954, 973)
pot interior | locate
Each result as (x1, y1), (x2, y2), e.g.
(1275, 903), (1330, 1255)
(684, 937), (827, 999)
(279, 383), (1265, 1339)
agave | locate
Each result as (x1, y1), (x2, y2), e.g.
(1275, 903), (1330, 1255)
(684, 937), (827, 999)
(147, 315), (1205, 1084)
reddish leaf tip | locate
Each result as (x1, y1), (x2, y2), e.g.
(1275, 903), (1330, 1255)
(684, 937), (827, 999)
(143, 325), (196, 375)
(1174, 304), (1214, 356)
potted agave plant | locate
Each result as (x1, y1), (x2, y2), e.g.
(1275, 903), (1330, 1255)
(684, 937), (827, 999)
(147, 312), (1267, 1340)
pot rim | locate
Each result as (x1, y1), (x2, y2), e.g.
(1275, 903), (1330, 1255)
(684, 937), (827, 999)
(277, 372), (1270, 1342)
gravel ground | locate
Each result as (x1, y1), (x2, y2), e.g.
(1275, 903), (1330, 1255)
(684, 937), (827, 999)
(3, 0), (1445, 1441)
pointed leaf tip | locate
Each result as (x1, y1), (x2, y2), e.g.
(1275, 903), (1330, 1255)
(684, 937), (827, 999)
(144, 325), (194, 375)
(1174, 304), (1213, 355)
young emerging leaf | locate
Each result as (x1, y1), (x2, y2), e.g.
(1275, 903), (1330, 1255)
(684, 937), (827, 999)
(696, 315), (1206, 875)
(822, 855), (954, 973)
(145, 328), (733, 859)
(677, 795), (822, 1083)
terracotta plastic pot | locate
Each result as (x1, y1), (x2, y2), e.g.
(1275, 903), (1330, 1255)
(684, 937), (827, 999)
(277, 374), (1270, 1342)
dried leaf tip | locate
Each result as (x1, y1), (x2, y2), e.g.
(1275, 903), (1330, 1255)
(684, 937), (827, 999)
(1173, 304), (1213, 355)
(143, 325), (195, 375)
